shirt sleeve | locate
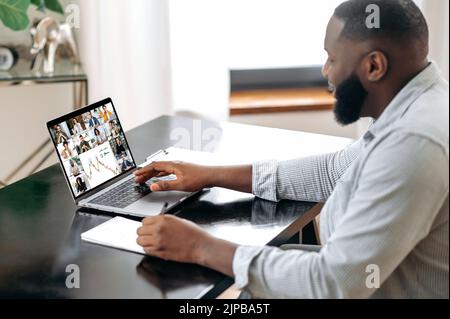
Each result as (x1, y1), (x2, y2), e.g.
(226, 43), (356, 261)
(235, 132), (448, 298)
(252, 137), (362, 202)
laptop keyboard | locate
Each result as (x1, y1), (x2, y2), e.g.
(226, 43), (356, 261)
(88, 177), (151, 209)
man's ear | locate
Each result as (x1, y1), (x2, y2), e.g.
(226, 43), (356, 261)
(362, 51), (389, 82)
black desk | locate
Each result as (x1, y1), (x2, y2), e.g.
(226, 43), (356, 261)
(0, 115), (352, 298)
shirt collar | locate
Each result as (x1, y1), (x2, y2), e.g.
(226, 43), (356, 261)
(364, 61), (442, 143)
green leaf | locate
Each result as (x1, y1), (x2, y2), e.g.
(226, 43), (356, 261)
(30, 0), (45, 12)
(31, 0), (63, 14)
(0, 0), (30, 31)
(42, 0), (63, 14)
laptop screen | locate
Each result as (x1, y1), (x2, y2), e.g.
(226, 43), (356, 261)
(48, 99), (136, 199)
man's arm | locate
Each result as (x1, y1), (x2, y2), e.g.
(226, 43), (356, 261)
(231, 132), (448, 298)
(136, 213), (237, 277)
(206, 165), (252, 193)
(134, 137), (361, 202)
(252, 137), (362, 202)
(134, 161), (253, 193)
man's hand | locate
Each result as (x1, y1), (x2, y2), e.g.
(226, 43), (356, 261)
(134, 161), (212, 192)
(136, 214), (237, 276)
(135, 161), (253, 194)
(137, 214), (209, 263)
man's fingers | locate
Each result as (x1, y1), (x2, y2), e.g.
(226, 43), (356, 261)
(137, 226), (153, 236)
(151, 161), (177, 174)
(134, 161), (177, 183)
(156, 171), (170, 177)
(150, 180), (180, 192)
(134, 167), (156, 183)
(143, 246), (167, 259)
(136, 235), (154, 246)
(141, 217), (158, 226)
(134, 167), (147, 176)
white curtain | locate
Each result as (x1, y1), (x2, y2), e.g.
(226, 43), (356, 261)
(77, 0), (173, 131)
(420, 0), (449, 81)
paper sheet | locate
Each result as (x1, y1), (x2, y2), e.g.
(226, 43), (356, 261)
(81, 216), (145, 254)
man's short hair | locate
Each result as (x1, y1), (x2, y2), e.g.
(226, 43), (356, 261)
(334, 0), (428, 44)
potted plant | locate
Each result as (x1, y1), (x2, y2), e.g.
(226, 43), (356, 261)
(0, 0), (64, 31)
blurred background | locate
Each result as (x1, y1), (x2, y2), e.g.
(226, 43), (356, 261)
(0, 0), (448, 186)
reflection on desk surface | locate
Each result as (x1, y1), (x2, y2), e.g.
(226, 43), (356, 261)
(175, 188), (316, 246)
(50, 188), (315, 298)
(136, 256), (223, 299)
(0, 186), (317, 298)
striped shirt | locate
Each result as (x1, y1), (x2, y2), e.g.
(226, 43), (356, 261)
(232, 62), (449, 298)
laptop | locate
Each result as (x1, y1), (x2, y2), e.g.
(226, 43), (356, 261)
(47, 97), (200, 217)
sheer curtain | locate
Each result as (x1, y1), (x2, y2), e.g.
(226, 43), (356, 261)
(78, 0), (173, 131)
(420, 0), (449, 80)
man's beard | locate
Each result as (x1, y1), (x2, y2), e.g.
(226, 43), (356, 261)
(332, 73), (368, 125)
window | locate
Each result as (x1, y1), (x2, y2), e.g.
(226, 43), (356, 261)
(170, 0), (345, 70)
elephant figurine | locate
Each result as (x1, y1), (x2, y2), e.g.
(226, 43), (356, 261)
(30, 17), (79, 74)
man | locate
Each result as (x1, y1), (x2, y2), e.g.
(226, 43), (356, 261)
(119, 153), (133, 172)
(134, 0), (448, 298)
(54, 125), (68, 144)
(69, 159), (81, 177)
(114, 137), (126, 156)
(86, 111), (100, 128)
(99, 105), (113, 123)
(109, 120), (120, 138)
(78, 135), (91, 153)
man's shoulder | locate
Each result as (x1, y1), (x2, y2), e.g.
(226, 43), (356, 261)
(364, 128), (448, 191)
(397, 78), (448, 149)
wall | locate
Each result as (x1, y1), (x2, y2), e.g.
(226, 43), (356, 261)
(0, 85), (73, 185)
(421, 0), (449, 80)
(0, 1), (75, 185)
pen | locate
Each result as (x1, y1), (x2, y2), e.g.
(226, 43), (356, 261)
(159, 202), (169, 215)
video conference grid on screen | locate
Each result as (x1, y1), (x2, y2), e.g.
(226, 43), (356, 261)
(50, 103), (135, 197)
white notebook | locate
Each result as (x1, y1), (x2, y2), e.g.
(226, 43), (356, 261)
(81, 216), (146, 254)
